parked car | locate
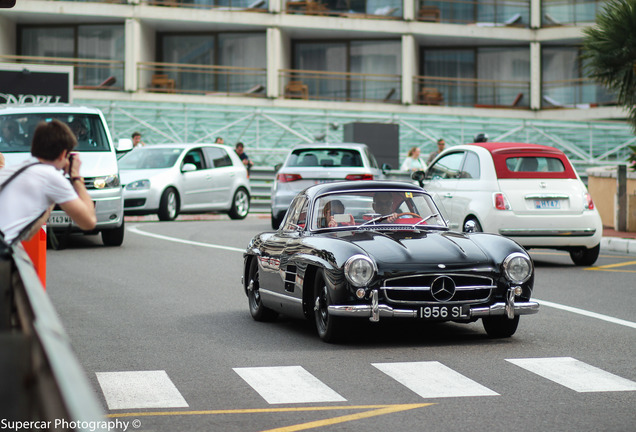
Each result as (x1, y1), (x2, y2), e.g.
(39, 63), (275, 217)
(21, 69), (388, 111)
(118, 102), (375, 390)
(270, 143), (388, 229)
(119, 144), (251, 220)
(243, 180), (539, 343)
(413, 142), (603, 266)
(0, 104), (131, 247)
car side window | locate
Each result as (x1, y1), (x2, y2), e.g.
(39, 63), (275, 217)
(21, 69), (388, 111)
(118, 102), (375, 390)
(182, 149), (206, 170)
(458, 151), (480, 179)
(426, 152), (465, 180)
(203, 147), (233, 168)
(365, 149), (379, 169)
(282, 197), (308, 232)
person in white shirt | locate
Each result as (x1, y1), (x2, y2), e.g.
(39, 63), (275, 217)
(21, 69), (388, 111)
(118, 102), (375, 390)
(401, 146), (427, 172)
(0, 120), (96, 244)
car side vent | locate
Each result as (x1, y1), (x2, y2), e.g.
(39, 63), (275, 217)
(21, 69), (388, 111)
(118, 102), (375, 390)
(284, 265), (297, 292)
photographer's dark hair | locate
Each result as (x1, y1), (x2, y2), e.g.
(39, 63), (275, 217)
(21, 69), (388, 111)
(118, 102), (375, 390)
(31, 120), (77, 161)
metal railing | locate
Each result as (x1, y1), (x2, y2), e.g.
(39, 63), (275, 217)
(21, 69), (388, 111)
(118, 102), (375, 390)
(139, 61), (267, 97)
(146, 0), (269, 9)
(418, 0), (530, 26)
(542, 0), (607, 26)
(280, 69), (402, 104)
(542, 77), (617, 108)
(0, 243), (106, 431)
(0, 55), (124, 91)
(285, 0), (403, 18)
(413, 75), (531, 108)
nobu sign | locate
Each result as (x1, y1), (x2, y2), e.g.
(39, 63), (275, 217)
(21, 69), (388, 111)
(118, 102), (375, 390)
(0, 67), (71, 105)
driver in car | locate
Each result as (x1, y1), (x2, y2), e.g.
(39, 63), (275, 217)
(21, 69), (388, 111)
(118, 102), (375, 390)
(371, 192), (399, 223)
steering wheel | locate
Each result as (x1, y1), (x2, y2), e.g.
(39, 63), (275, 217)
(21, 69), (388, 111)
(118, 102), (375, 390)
(395, 212), (422, 219)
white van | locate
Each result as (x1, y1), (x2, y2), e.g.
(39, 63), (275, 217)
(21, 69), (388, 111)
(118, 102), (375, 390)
(0, 104), (132, 247)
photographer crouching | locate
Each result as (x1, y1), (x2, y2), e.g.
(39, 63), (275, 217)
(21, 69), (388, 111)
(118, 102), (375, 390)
(0, 120), (96, 245)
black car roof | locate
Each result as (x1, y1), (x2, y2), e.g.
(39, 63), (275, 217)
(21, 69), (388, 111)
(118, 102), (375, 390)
(302, 180), (425, 200)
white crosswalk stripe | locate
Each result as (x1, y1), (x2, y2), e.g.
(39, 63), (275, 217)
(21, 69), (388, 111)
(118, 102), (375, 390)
(506, 357), (636, 393)
(95, 358), (636, 410)
(372, 361), (499, 399)
(233, 365), (347, 404)
(96, 370), (189, 410)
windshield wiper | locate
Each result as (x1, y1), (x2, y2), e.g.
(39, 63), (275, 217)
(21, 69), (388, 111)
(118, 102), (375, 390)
(413, 213), (439, 226)
(359, 214), (392, 226)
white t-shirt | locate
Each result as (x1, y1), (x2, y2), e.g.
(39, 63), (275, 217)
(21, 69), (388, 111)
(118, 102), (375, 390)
(400, 157), (427, 172)
(0, 157), (78, 243)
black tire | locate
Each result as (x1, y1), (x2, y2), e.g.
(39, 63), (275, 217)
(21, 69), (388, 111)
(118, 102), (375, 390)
(482, 315), (519, 338)
(158, 188), (179, 221)
(569, 244), (600, 266)
(247, 258), (277, 321)
(229, 187), (250, 220)
(313, 270), (344, 343)
(102, 220), (125, 246)
(463, 217), (483, 232)
(271, 211), (283, 230)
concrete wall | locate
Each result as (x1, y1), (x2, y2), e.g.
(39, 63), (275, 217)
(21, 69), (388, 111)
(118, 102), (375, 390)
(587, 166), (636, 231)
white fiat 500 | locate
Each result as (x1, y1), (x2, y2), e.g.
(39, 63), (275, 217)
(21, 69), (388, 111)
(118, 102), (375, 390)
(414, 142), (603, 266)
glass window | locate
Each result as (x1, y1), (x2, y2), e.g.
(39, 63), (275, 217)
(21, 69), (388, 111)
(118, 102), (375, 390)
(283, 196), (308, 231)
(182, 149), (206, 170)
(506, 157), (565, 173)
(287, 148), (364, 168)
(350, 40), (401, 102)
(20, 25), (124, 88)
(477, 47), (529, 106)
(294, 42), (347, 100)
(119, 148), (183, 169)
(460, 151), (480, 179)
(426, 152), (465, 179)
(218, 33), (266, 93)
(422, 50), (475, 106)
(204, 147), (233, 168)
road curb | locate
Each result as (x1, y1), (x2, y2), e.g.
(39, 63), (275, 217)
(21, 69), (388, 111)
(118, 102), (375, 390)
(601, 237), (636, 255)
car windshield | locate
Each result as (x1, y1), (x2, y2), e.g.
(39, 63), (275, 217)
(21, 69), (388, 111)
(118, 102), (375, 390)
(287, 148), (363, 168)
(119, 147), (182, 169)
(0, 113), (110, 152)
(311, 190), (446, 230)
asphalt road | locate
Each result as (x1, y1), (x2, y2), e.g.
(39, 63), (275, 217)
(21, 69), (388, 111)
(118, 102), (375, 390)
(46, 217), (636, 432)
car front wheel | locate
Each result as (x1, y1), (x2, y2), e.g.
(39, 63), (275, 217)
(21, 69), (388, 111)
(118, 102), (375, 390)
(482, 315), (519, 338)
(229, 187), (250, 220)
(158, 188), (179, 221)
(313, 270), (344, 343)
(247, 258), (277, 321)
(569, 244), (600, 266)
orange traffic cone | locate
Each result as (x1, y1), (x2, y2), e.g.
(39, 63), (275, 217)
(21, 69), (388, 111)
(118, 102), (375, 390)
(22, 226), (47, 290)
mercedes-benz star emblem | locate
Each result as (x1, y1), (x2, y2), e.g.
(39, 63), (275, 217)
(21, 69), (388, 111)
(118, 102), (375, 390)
(430, 276), (456, 302)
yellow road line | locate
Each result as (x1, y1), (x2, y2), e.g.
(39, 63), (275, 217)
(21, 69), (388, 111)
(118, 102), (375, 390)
(585, 260), (636, 272)
(107, 403), (434, 418)
(260, 403), (433, 432)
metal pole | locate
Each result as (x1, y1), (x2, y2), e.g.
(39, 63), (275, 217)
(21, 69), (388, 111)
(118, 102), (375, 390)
(617, 165), (627, 231)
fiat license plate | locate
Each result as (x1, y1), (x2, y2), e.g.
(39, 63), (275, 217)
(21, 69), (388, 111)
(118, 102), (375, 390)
(534, 199), (561, 209)
(419, 305), (469, 320)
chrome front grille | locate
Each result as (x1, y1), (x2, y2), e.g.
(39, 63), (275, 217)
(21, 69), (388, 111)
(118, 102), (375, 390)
(382, 274), (495, 304)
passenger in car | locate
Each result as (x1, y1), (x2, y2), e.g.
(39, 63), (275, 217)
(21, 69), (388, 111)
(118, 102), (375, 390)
(371, 192), (399, 223)
(321, 199), (354, 227)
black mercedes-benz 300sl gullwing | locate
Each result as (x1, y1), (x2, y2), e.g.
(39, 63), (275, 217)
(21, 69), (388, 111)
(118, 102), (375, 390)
(242, 181), (539, 342)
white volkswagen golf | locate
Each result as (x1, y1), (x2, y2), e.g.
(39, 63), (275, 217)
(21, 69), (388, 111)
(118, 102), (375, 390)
(415, 142), (603, 266)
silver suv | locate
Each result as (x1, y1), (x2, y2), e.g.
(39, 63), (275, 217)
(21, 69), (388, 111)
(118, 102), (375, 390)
(0, 104), (132, 247)
(270, 143), (387, 229)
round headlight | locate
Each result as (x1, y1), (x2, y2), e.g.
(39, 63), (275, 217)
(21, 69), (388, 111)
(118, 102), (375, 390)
(344, 255), (375, 287)
(503, 252), (533, 284)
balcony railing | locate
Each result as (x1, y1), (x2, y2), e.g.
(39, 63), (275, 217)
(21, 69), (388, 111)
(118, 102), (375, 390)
(139, 62), (267, 97)
(542, 0), (606, 26)
(286, 0), (402, 19)
(542, 77), (617, 108)
(0, 55), (124, 91)
(145, 0), (268, 9)
(413, 75), (530, 108)
(280, 69), (402, 103)
(418, 0), (530, 27)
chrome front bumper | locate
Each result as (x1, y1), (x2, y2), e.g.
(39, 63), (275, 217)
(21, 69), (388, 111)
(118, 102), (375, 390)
(328, 288), (539, 322)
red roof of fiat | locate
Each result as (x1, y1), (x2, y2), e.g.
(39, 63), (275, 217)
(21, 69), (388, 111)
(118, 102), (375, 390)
(468, 142), (577, 179)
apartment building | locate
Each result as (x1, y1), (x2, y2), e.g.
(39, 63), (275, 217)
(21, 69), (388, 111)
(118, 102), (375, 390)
(0, 0), (631, 166)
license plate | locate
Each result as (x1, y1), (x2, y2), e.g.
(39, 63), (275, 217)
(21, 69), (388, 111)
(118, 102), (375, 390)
(419, 305), (469, 320)
(534, 199), (561, 209)
(47, 215), (72, 224)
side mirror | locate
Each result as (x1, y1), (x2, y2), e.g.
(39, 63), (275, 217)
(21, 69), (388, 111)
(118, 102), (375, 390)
(115, 138), (133, 153)
(411, 170), (426, 187)
(181, 163), (197, 172)
(381, 163), (392, 175)
(463, 220), (477, 233)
